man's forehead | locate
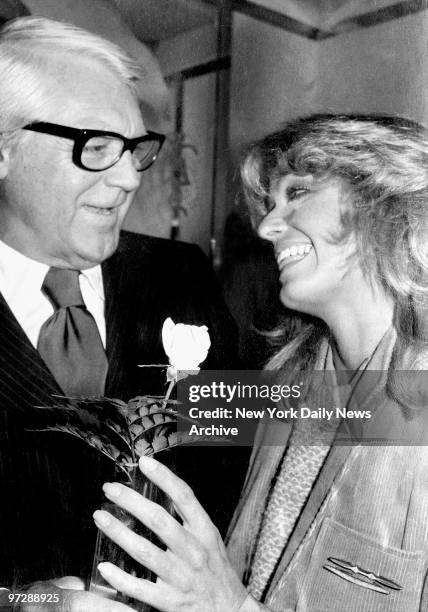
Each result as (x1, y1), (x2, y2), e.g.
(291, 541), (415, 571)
(39, 54), (143, 132)
(43, 53), (125, 94)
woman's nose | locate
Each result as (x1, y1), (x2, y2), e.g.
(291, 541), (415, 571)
(257, 209), (289, 243)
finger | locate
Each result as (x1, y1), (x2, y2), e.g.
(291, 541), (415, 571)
(61, 590), (134, 612)
(137, 456), (212, 532)
(52, 577), (85, 590)
(97, 562), (180, 612)
(93, 509), (186, 587)
(100, 482), (196, 557)
(19, 588), (132, 612)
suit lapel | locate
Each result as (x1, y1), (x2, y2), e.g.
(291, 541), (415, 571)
(0, 292), (63, 413)
(102, 254), (126, 396)
(102, 235), (178, 399)
(102, 246), (143, 398)
(102, 239), (159, 398)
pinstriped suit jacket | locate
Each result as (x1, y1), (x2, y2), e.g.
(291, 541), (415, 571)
(227, 331), (428, 611)
(0, 230), (239, 586)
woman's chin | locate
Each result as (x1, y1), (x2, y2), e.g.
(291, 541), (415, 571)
(279, 287), (306, 312)
(279, 285), (322, 317)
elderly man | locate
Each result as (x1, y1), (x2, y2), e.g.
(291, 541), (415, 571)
(0, 15), (240, 605)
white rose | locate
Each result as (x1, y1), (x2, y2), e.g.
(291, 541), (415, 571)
(162, 318), (211, 379)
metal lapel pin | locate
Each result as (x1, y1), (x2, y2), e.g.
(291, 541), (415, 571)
(323, 557), (403, 595)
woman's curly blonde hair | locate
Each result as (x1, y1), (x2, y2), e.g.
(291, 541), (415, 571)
(241, 114), (428, 390)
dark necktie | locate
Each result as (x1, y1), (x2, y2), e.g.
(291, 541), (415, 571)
(37, 267), (108, 396)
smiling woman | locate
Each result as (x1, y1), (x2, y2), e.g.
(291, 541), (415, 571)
(241, 113), (428, 372)
(227, 113), (428, 609)
(92, 114), (428, 612)
(258, 175), (361, 319)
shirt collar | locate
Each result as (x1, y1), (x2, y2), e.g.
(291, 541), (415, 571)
(0, 239), (104, 300)
(0, 239), (49, 299)
(80, 265), (104, 301)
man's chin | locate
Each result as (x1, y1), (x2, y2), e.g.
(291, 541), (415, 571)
(71, 235), (120, 269)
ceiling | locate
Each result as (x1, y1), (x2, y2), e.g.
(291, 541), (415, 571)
(112, 0), (418, 43)
(0, 0), (421, 40)
(112, 0), (216, 43)
(3, 0), (418, 43)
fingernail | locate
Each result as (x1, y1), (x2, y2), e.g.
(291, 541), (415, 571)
(103, 482), (122, 498)
(139, 455), (156, 471)
(93, 510), (111, 527)
(97, 562), (112, 575)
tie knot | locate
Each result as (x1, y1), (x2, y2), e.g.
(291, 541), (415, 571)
(42, 267), (84, 309)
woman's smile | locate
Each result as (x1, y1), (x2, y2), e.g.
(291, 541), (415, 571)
(276, 243), (313, 271)
(258, 174), (361, 316)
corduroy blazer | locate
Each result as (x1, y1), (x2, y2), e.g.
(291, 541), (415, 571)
(0, 230), (241, 586)
(227, 330), (428, 612)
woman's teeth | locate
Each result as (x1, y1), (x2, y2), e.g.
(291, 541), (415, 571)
(277, 244), (312, 266)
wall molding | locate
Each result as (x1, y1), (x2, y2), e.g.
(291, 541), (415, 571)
(230, 0), (327, 40)
(331, 0), (428, 34)
(170, 56), (231, 80)
(203, 0), (427, 39)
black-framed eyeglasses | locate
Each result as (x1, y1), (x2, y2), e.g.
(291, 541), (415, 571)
(23, 122), (165, 172)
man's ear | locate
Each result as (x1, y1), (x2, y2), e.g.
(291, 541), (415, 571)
(0, 138), (12, 179)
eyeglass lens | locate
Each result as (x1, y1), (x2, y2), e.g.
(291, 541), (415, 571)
(81, 135), (161, 171)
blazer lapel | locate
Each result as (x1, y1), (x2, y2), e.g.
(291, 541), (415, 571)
(228, 419), (292, 534)
(267, 443), (353, 596)
(226, 419), (293, 582)
(267, 331), (398, 597)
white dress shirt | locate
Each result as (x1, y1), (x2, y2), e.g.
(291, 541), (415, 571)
(0, 239), (106, 348)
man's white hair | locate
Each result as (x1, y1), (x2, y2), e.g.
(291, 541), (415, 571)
(0, 16), (143, 132)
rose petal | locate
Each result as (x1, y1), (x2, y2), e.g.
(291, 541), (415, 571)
(161, 319), (211, 372)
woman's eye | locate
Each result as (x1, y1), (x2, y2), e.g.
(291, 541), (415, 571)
(287, 186), (310, 201)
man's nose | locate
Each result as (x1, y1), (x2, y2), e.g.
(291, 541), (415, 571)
(104, 150), (141, 192)
(257, 208), (289, 243)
